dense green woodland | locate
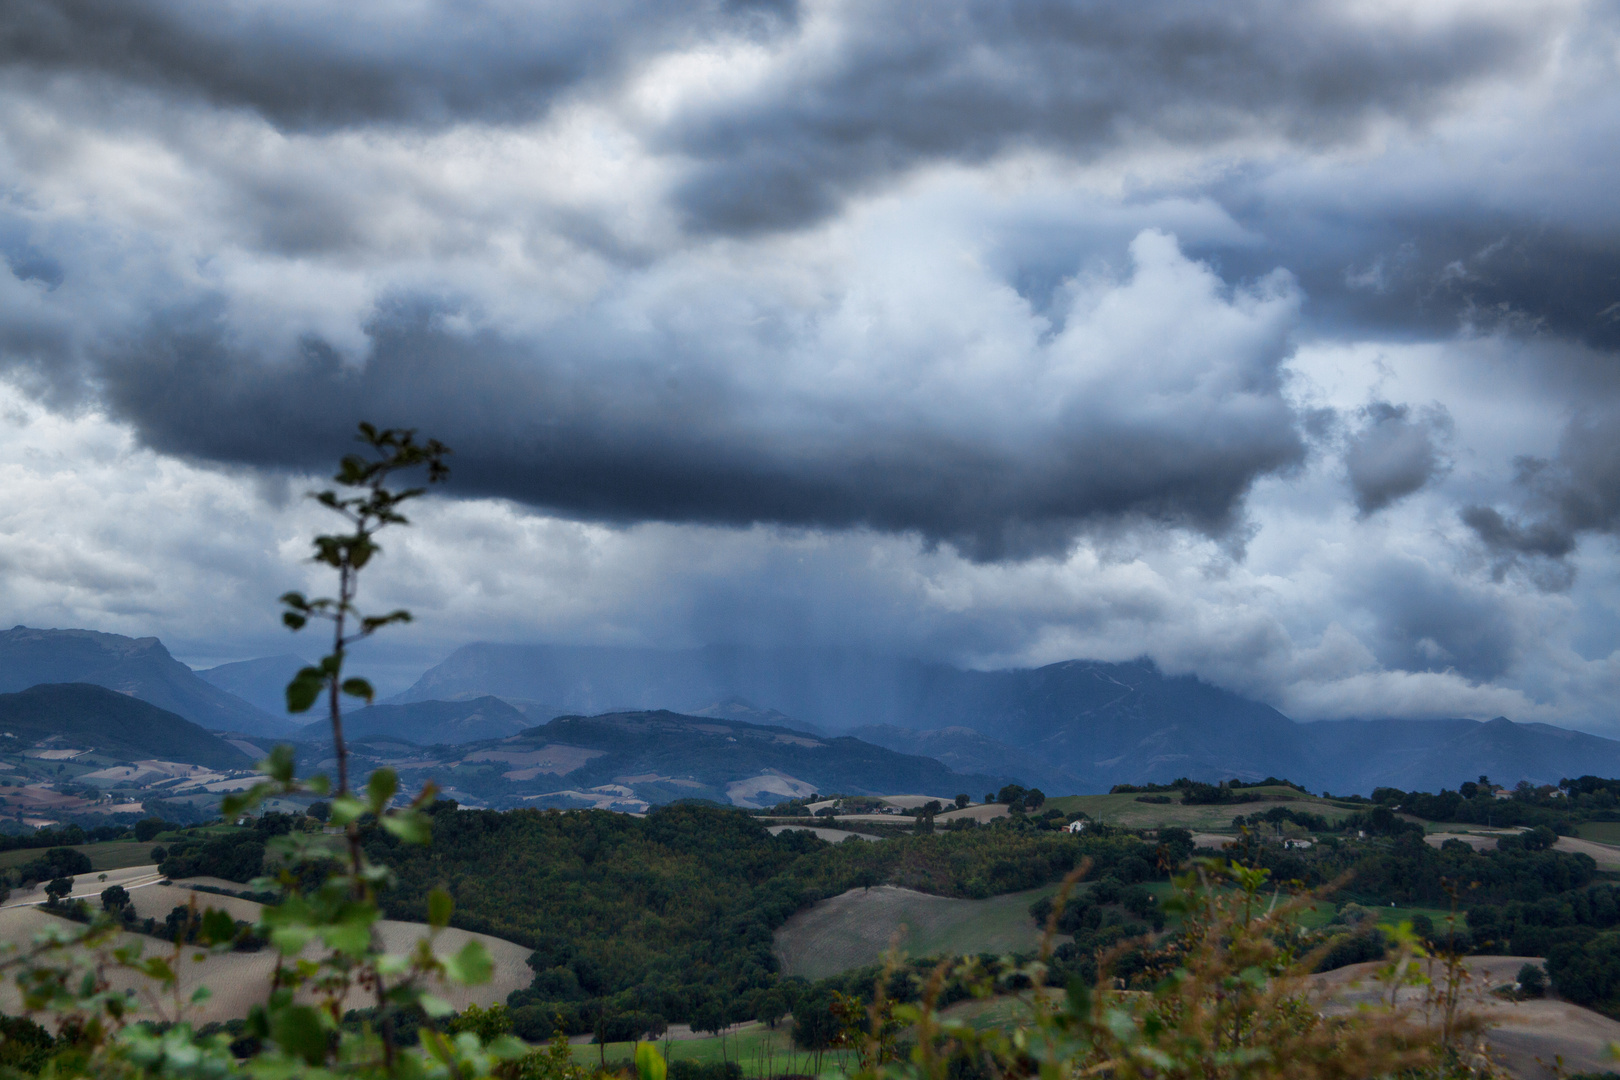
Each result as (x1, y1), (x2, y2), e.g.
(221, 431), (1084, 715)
(133, 784), (1620, 1030)
(363, 802), (1161, 1039)
(39, 771), (1620, 1037)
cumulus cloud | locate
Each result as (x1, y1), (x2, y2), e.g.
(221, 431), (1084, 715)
(45, 222), (1309, 560)
(1344, 401), (1451, 515)
(1464, 407), (1620, 582)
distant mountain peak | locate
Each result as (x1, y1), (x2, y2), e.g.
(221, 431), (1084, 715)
(0, 627), (298, 738)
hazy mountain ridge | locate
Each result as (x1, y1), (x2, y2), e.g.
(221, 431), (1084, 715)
(399, 642), (1620, 793)
(532, 710), (1005, 802)
(332, 697), (534, 745)
(311, 708), (1011, 812)
(0, 683), (250, 770)
(195, 654), (314, 722)
(0, 627), (298, 738)
(10, 629), (1619, 796)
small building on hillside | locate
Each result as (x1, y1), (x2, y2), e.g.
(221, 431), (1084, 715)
(1065, 819), (1085, 834)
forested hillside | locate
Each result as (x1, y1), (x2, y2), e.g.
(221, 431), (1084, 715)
(364, 801), (1156, 1037)
(0, 683), (250, 770)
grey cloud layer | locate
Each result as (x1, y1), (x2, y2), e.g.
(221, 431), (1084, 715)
(0, 0), (797, 128)
(664, 0), (1544, 234)
(96, 233), (1305, 559)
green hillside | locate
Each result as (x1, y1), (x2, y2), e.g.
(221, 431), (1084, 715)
(774, 883), (1063, 979)
(0, 683), (250, 770)
(1046, 785), (1359, 832)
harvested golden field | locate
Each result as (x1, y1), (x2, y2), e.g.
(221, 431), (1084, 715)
(0, 877), (533, 1023)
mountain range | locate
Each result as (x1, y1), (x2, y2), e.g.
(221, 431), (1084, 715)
(315, 708), (1008, 812)
(0, 627), (298, 738)
(5, 627), (1620, 796)
(395, 642), (1620, 794)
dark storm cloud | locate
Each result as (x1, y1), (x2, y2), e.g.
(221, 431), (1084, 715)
(0, 0), (798, 129)
(96, 286), (1305, 562)
(1464, 409), (1620, 582)
(1361, 558), (1518, 681)
(1199, 216), (1620, 356)
(664, 0), (1542, 233)
(1344, 402), (1451, 517)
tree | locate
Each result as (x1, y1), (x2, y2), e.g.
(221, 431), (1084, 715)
(149, 845), (167, 864)
(690, 998), (726, 1038)
(307, 800), (331, 822)
(100, 885), (130, 913)
(446, 1003), (512, 1041)
(1517, 962), (1546, 998)
(954, 793), (970, 809)
(45, 877), (73, 904)
(998, 784), (1027, 808)
(1023, 788), (1045, 811)
(914, 806), (935, 835)
(134, 817), (169, 842)
(755, 989), (787, 1028)
(42, 847), (91, 875)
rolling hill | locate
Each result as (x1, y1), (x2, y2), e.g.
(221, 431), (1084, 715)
(0, 683), (251, 769)
(0, 627), (297, 738)
(315, 708), (1010, 811)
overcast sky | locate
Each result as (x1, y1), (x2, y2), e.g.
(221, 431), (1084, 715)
(3, 0), (1620, 726)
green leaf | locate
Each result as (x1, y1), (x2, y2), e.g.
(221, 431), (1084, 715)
(328, 796), (367, 826)
(190, 986), (213, 1004)
(636, 1041), (668, 1080)
(489, 1035), (529, 1060)
(282, 612), (307, 630)
(318, 903), (379, 956)
(285, 668), (326, 713)
(268, 925), (315, 956)
(199, 908), (237, 947)
(220, 783), (272, 819)
(419, 994), (456, 1018)
(367, 768), (399, 814)
(271, 1004), (330, 1066)
(340, 677), (374, 703)
(444, 939), (492, 986)
(382, 809), (431, 846)
(264, 743), (297, 784)
(428, 888), (453, 929)
(139, 957), (176, 983)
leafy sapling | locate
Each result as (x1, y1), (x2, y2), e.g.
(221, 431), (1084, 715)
(279, 422), (449, 796)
